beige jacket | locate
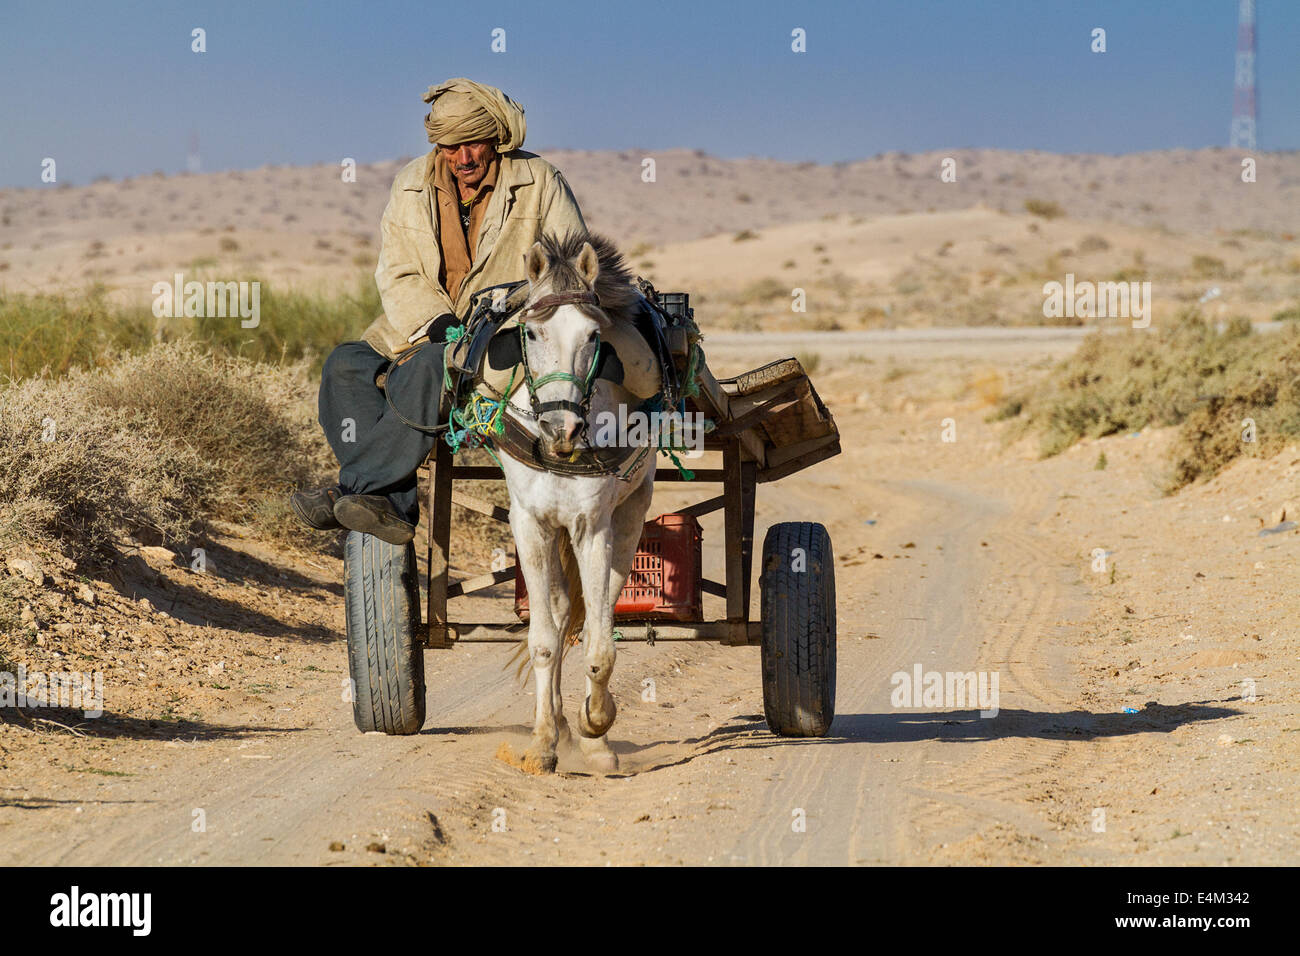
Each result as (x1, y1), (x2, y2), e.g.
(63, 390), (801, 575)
(362, 149), (587, 358)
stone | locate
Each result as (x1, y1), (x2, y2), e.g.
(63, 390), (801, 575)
(5, 557), (44, 586)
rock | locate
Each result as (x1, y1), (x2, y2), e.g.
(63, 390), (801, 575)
(19, 605), (35, 625)
(6, 557), (44, 586)
(76, 584), (96, 605)
(53, 622), (75, 636)
(139, 546), (180, 568)
(206, 661), (226, 677)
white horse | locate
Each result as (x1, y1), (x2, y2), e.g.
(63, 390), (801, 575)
(495, 232), (660, 773)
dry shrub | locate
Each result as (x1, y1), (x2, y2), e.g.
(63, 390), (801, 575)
(994, 312), (1300, 490)
(1190, 254), (1228, 279)
(0, 375), (214, 565)
(0, 342), (335, 565)
(968, 369), (1005, 407)
(1024, 198), (1065, 220)
(79, 342), (333, 526)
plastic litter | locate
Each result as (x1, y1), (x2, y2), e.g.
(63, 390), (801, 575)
(1258, 521), (1297, 536)
(1122, 707), (1139, 714)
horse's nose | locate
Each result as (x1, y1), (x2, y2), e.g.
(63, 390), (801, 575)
(539, 412), (582, 450)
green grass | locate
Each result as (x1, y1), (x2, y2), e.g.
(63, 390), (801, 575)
(1, 277), (379, 381)
(0, 286), (154, 380)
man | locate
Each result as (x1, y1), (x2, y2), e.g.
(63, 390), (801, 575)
(290, 78), (586, 544)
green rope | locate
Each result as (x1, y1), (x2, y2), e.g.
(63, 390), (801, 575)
(661, 446), (695, 481)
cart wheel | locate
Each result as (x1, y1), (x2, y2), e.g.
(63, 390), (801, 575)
(343, 531), (425, 735)
(759, 521), (836, 737)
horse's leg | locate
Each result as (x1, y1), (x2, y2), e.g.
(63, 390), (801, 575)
(576, 488), (647, 770)
(575, 475), (654, 768)
(573, 515), (617, 742)
(513, 510), (562, 773)
(545, 534), (572, 746)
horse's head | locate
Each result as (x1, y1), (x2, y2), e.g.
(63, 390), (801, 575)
(517, 234), (613, 457)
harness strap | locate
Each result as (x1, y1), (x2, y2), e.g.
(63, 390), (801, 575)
(520, 289), (600, 318)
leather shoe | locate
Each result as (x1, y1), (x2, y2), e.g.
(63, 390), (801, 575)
(333, 494), (417, 545)
(290, 486), (342, 531)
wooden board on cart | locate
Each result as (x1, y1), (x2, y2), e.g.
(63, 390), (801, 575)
(688, 354), (840, 483)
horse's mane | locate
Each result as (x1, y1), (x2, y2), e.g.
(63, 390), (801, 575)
(534, 231), (640, 322)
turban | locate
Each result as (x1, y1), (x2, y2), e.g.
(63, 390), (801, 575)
(422, 78), (527, 152)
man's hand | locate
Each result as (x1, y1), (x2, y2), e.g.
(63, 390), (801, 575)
(406, 312), (459, 347)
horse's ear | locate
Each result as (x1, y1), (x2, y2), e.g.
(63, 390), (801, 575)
(524, 242), (548, 284)
(575, 241), (599, 286)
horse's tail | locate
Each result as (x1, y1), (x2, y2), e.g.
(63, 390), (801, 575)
(508, 528), (585, 682)
(556, 528), (587, 642)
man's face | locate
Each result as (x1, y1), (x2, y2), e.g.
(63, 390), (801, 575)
(440, 140), (497, 188)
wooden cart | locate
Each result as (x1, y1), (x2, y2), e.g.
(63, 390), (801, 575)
(341, 352), (842, 738)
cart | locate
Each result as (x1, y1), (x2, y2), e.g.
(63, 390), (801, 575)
(341, 319), (842, 740)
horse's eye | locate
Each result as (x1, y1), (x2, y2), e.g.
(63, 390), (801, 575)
(586, 330), (598, 343)
(526, 327), (537, 341)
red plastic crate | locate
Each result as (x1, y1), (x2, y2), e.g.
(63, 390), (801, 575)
(514, 513), (703, 622)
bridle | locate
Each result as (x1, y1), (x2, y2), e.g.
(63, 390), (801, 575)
(515, 289), (604, 445)
(495, 285), (655, 479)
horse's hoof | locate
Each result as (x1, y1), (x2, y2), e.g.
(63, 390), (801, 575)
(579, 737), (619, 772)
(521, 747), (558, 775)
(577, 693), (616, 738)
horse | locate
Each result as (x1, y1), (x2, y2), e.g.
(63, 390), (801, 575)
(492, 231), (661, 773)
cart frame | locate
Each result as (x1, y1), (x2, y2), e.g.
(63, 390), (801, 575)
(419, 357), (841, 649)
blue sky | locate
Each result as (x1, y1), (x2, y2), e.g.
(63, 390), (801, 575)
(1, 0), (1295, 188)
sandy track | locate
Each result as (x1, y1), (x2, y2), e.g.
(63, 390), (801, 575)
(0, 358), (1079, 865)
(4, 331), (1293, 865)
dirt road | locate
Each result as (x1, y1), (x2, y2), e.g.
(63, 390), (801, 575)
(3, 332), (1295, 865)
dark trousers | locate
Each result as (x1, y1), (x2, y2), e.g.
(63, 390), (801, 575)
(318, 340), (445, 524)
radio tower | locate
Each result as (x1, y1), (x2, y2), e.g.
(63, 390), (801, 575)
(1230, 0), (1257, 150)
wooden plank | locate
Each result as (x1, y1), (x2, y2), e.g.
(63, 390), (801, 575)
(763, 432), (843, 471)
(758, 438), (842, 485)
(451, 490), (510, 524)
(448, 465), (505, 480)
(447, 566), (516, 599)
(689, 358), (732, 420)
(722, 444), (757, 646)
(691, 357), (766, 466)
(699, 577), (727, 598)
(673, 495), (726, 519)
(723, 376), (809, 422)
(718, 357), (805, 396)
(432, 620), (761, 644)
(708, 379), (806, 439)
(426, 440), (454, 648)
(654, 468), (724, 482)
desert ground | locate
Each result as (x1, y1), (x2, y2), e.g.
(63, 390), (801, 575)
(1, 149), (1297, 864)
